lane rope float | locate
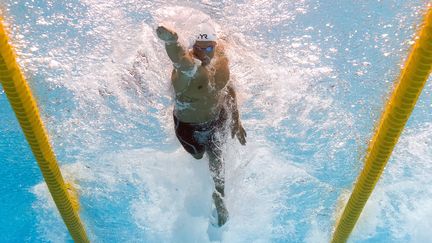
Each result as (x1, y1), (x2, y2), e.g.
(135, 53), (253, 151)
(0, 18), (89, 243)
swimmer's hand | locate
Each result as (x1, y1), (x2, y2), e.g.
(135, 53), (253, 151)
(156, 26), (178, 43)
(231, 121), (247, 145)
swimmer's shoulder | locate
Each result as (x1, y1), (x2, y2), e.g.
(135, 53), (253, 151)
(216, 42), (228, 60)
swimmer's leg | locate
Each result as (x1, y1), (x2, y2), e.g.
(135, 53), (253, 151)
(207, 146), (228, 227)
(173, 115), (206, 159)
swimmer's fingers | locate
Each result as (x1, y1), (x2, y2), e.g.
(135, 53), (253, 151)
(156, 26), (178, 43)
(156, 26), (166, 39)
(236, 125), (247, 145)
(231, 121), (246, 145)
(230, 122), (237, 139)
(231, 128), (236, 139)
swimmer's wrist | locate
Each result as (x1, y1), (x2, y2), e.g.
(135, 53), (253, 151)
(164, 32), (179, 45)
(165, 39), (178, 45)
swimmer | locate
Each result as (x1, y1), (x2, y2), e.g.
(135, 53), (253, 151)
(156, 23), (247, 226)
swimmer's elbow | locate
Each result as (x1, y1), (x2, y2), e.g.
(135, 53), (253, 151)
(215, 72), (230, 90)
(173, 54), (194, 70)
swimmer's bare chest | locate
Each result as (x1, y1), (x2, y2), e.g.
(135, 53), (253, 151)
(171, 61), (227, 123)
(172, 66), (216, 101)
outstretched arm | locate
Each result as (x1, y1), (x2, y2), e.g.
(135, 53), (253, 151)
(156, 26), (195, 71)
(226, 84), (247, 145)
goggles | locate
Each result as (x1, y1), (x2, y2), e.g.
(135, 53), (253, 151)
(193, 45), (215, 52)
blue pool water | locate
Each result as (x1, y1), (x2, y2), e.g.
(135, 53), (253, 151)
(1, 1), (431, 242)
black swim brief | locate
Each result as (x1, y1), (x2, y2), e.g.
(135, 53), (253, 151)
(173, 108), (228, 156)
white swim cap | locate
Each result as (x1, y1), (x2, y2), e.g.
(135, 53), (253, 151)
(195, 23), (217, 42)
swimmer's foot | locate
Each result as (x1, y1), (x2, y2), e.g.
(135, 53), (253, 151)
(192, 152), (204, 160)
(212, 191), (229, 227)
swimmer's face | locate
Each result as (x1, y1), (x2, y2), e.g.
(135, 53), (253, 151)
(193, 41), (216, 65)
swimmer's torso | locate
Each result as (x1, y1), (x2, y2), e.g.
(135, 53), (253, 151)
(172, 49), (229, 123)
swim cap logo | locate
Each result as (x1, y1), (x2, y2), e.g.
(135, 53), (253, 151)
(199, 34), (208, 39)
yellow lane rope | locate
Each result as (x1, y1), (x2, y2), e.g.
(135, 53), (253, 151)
(0, 18), (89, 242)
(331, 6), (432, 243)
